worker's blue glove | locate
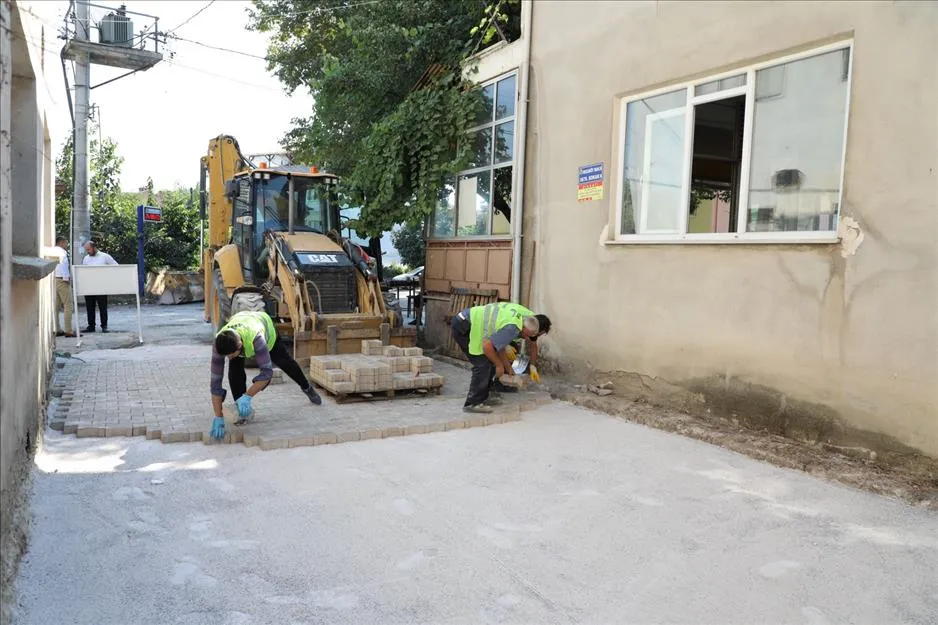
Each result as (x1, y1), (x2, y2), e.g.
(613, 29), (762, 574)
(210, 416), (225, 441)
(235, 395), (253, 419)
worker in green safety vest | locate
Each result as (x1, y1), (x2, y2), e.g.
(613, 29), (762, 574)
(209, 310), (322, 440)
(451, 302), (552, 413)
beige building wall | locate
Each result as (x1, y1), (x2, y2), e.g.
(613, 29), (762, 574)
(1, 1), (61, 619)
(522, 1), (938, 454)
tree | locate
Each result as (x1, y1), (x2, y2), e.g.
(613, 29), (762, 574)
(249, 0), (521, 236)
(391, 222), (426, 269)
(54, 133), (202, 271)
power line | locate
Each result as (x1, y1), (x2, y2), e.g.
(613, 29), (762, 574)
(170, 35), (269, 61)
(165, 0), (216, 35)
(168, 59), (285, 92)
(259, 1), (382, 18)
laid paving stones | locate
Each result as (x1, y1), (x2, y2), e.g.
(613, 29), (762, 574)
(49, 346), (553, 451)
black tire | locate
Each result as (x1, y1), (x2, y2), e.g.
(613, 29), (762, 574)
(213, 267), (231, 333)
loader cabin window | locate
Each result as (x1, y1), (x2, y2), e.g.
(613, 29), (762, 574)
(616, 42), (851, 243)
(431, 72), (517, 238)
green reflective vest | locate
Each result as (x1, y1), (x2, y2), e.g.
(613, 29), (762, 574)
(468, 302), (535, 356)
(219, 311), (276, 358)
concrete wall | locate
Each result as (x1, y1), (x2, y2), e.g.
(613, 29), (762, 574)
(522, 1), (938, 454)
(1, 1), (61, 621)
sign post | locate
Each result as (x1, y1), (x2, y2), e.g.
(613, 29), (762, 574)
(136, 205), (162, 296)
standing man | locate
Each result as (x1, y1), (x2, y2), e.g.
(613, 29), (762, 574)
(451, 302), (551, 414)
(52, 236), (75, 337)
(209, 309), (323, 440)
(81, 240), (117, 333)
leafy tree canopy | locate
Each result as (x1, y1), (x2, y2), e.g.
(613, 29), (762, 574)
(249, 0), (520, 236)
(391, 221), (426, 269)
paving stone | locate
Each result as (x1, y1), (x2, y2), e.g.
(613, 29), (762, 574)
(259, 437), (288, 451)
(49, 343), (551, 451)
(105, 425), (133, 437)
(465, 416), (486, 428)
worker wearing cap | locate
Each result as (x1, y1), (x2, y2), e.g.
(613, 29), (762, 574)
(451, 302), (552, 414)
(209, 310), (322, 440)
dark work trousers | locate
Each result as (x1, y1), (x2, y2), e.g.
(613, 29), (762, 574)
(228, 340), (310, 400)
(85, 295), (109, 329)
(451, 315), (495, 407)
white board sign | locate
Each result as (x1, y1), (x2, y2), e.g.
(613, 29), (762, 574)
(73, 264), (139, 296)
(72, 264), (143, 346)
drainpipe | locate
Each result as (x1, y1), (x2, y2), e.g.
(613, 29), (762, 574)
(510, 0), (534, 304)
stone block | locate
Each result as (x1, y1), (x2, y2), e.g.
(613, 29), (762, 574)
(162, 431), (190, 444)
(393, 374), (416, 390)
(288, 436), (317, 448)
(382, 345), (403, 357)
(132, 425), (147, 436)
(444, 420), (466, 431)
(534, 393), (552, 406)
(499, 375), (526, 389)
(410, 357), (434, 374)
(404, 424), (428, 436)
(426, 422), (446, 434)
(502, 407), (522, 423)
(465, 416), (486, 428)
(421, 373), (445, 388)
(484, 413), (505, 426)
(337, 431), (361, 443)
(383, 427), (404, 438)
(189, 431), (203, 442)
(333, 382), (356, 394)
(520, 401), (538, 412)
(315, 433), (338, 445)
(226, 429), (244, 444)
(362, 429), (383, 440)
(105, 425), (133, 437)
(63, 423), (78, 435)
(259, 437), (288, 451)
(146, 427), (163, 440)
(243, 433), (261, 447)
(325, 370), (351, 384)
(76, 426), (105, 438)
(403, 347), (423, 357)
(361, 339), (384, 356)
(390, 357), (412, 373)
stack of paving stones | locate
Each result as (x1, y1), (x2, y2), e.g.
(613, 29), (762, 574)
(47, 346), (552, 451)
(309, 341), (445, 398)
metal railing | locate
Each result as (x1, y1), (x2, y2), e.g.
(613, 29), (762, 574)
(64, 2), (161, 55)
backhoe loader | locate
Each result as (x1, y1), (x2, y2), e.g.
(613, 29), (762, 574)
(199, 135), (415, 365)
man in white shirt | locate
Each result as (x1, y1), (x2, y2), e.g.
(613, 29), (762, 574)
(82, 240), (118, 333)
(53, 237), (75, 337)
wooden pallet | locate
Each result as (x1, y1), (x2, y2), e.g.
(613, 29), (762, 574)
(443, 287), (500, 359)
(317, 385), (442, 404)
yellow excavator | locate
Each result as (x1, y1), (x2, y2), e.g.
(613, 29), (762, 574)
(199, 135), (415, 365)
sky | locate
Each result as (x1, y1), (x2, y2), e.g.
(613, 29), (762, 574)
(38, 0), (315, 192)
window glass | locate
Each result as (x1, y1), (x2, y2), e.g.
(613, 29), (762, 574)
(469, 127), (492, 169)
(695, 74), (746, 96)
(747, 49), (848, 232)
(494, 122), (514, 164)
(495, 74), (516, 120)
(621, 88), (687, 234)
(432, 179), (456, 238)
(475, 83), (495, 126)
(456, 171), (491, 236)
(492, 166), (512, 235)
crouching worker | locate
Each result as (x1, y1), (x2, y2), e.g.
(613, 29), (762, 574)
(209, 310), (322, 440)
(451, 302), (551, 414)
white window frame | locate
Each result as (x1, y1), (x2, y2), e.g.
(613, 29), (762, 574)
(431, 70), (517, 241)
(610, 40), (853, 245)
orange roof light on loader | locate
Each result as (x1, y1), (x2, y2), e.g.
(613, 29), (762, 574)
(310, 166), (319, 174)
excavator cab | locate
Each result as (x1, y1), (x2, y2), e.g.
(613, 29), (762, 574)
(201, 134), (415, 361)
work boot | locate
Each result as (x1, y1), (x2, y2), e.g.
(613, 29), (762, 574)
(304, 385), (323, 406)
(484, 395), (504, 406)
(463, 404), (493, 414)
(83, 326), (95, 333)
(101, 327), (109, 333)
(492, 380), (518, 394)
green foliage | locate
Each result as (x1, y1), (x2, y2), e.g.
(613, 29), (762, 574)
(249, 0), (517, 237)
(382, 263), (409, 280)
(390, 221), (426, 269)
(54, 135), (201, 271)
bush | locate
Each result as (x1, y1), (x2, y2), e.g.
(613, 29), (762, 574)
(383, 263), (409, 281)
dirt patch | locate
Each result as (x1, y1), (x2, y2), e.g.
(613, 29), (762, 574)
(548, 371), (938, 510)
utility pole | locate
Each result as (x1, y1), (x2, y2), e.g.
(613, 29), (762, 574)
(63, 1), (163, 262)
(72, 0), (91, 263)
